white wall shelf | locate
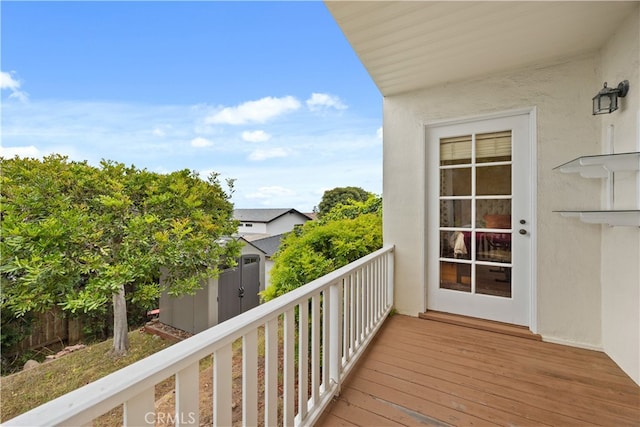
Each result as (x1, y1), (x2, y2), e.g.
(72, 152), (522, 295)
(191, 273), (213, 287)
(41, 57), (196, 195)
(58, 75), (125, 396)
(554, 152), (640, 227)
(553, 152), (640, 178)
(554, 210), (640, 227)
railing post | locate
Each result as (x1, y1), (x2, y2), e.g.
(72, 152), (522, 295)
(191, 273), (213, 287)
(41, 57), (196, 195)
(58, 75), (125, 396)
(329, 280), (342, 393)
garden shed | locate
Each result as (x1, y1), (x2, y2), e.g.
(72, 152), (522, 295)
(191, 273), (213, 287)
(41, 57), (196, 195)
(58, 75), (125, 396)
(158, 238), (266, 334)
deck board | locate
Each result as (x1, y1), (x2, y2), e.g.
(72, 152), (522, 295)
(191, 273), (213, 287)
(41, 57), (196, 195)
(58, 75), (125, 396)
(317, 315), (640, 426)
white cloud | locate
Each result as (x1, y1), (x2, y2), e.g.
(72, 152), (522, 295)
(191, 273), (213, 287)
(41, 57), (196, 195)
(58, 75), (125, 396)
(248, 147), (290, 161)
(190, 136), (213, 147)
(1, 71), (29, 102)
(205, 96), (301, 125)
(0, 145), (40, 158)
(241, 130), (271, 143)
(152, 127), (167, 137)
(246, 185), (296, 200)
(306, 92), (347, 112)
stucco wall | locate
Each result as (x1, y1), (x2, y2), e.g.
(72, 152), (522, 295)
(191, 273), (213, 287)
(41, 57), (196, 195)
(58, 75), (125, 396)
(384, 55), (605, 345)
(238, 222), (268, 234)
(383, 4), (639, 384)
(267, 212), (308, 235)
(598, 7), (640, 385)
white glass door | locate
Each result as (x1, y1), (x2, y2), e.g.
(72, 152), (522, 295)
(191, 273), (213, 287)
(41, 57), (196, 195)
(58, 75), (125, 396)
(426, 113), (532, 326)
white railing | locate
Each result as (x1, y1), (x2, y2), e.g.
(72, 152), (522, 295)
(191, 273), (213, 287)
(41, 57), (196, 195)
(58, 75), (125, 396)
(5, 245), (394, 427)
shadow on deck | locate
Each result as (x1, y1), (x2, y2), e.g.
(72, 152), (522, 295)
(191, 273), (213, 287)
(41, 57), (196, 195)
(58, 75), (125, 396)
(318, 314), (640, 426)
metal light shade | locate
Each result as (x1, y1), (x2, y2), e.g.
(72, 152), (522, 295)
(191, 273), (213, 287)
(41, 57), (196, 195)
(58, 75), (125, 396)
(592, 80), (629, 115)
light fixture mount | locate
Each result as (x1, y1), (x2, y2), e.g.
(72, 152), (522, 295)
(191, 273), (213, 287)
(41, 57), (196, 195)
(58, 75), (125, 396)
(592, 80), (629, 115)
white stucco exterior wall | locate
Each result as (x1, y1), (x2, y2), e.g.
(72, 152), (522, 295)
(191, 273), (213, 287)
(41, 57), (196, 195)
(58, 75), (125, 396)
(384, 55), (606, 346)
(598, 8), (640, 385)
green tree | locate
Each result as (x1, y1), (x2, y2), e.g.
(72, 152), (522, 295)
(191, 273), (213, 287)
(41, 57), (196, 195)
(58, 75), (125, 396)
(261, 196), (382, 301)
(317, 186), (371, 217)
(1, 155), (240, 355)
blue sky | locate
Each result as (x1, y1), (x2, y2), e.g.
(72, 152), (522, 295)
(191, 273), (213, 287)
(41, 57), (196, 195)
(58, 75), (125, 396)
(1, 1), (382, 212)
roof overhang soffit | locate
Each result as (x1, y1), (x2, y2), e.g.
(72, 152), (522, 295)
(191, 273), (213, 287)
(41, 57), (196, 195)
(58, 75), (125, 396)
(325, 1), (637, 96)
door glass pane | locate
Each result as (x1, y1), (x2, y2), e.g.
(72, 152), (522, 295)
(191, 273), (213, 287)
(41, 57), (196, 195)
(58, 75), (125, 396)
(476, 199), (511, 228)
(441, 168), (471, 196)
(476, 131), (511, 163)
(440, 231), (470, 260)
(440, 261), (471, 292)
(477, 165), (511, 195)
(440, 199), (471, 227)
(440, 135), (471, 165)
(477, 232), (512, 263)
(476, 264), (511, 297)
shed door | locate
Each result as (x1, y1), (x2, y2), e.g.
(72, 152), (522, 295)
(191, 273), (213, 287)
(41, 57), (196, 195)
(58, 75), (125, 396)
(218, 255), (261, 323)
(426, 113), (532, 326)
(239, 255), (260, 313)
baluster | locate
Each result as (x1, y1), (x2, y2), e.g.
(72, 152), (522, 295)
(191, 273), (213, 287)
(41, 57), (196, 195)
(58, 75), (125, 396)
(264, 317), (278, 427)
(365, 263), (371, 332)
(375, 258), (382, 322)
(124, 388), (154, 427)
(176, 363), (199, 426)
(329, 280), (342, 393)
(311, 293), (321, 406)
(343, 276), (351, 362)
(298, 300), (309, 420)
(387, 250), (395, 308)
(322, 288), (330, 392)
(283, 309), (295, 426)
(214, 345), (232, 427)
(243, 330), (258, 427)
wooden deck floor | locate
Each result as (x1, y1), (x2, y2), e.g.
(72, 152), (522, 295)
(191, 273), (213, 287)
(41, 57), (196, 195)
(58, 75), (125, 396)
(317, 315), (640, 426)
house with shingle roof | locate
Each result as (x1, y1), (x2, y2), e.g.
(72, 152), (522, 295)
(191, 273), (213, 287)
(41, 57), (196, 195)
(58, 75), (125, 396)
(234, 208), (312, 239)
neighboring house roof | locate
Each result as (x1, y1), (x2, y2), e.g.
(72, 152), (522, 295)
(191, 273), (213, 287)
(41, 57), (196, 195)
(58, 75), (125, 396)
(250, 234), (286, 258)
(325, 2), (636, 96)
(218, 235), (267, 255)
(236, 236), (267, 255)
(304, 212), (318, 221)
(233, 208), (312, 223)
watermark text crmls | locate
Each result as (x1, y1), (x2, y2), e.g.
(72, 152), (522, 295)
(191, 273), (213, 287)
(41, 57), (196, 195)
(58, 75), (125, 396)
(144, 412), (197, 425)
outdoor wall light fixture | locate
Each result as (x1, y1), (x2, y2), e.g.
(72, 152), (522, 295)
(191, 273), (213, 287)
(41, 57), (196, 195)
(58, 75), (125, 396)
(592, 80), (629, 115)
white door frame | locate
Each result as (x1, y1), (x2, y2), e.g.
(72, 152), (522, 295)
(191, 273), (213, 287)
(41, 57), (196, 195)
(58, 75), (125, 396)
(423, 108), (538, 332)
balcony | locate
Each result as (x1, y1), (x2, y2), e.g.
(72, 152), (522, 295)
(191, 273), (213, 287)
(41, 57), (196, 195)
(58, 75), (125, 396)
(5, 244), (640, 426)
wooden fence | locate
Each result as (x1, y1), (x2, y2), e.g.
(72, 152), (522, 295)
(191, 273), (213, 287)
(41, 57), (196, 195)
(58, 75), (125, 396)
(9, 308), (83, 354)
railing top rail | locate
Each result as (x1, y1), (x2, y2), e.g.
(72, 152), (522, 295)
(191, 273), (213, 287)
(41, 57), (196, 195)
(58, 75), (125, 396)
(5, 245), (394, 427)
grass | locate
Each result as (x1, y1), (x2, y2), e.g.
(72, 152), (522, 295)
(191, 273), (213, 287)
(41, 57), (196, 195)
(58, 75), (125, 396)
(0, 329), (175, 423)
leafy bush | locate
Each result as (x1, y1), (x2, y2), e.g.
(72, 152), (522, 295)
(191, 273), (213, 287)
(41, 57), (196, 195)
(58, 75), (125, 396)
(261, 196), (382, 301)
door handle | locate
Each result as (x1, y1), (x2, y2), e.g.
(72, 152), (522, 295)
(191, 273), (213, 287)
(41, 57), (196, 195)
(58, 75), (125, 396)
(519, 229), (527, 235)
